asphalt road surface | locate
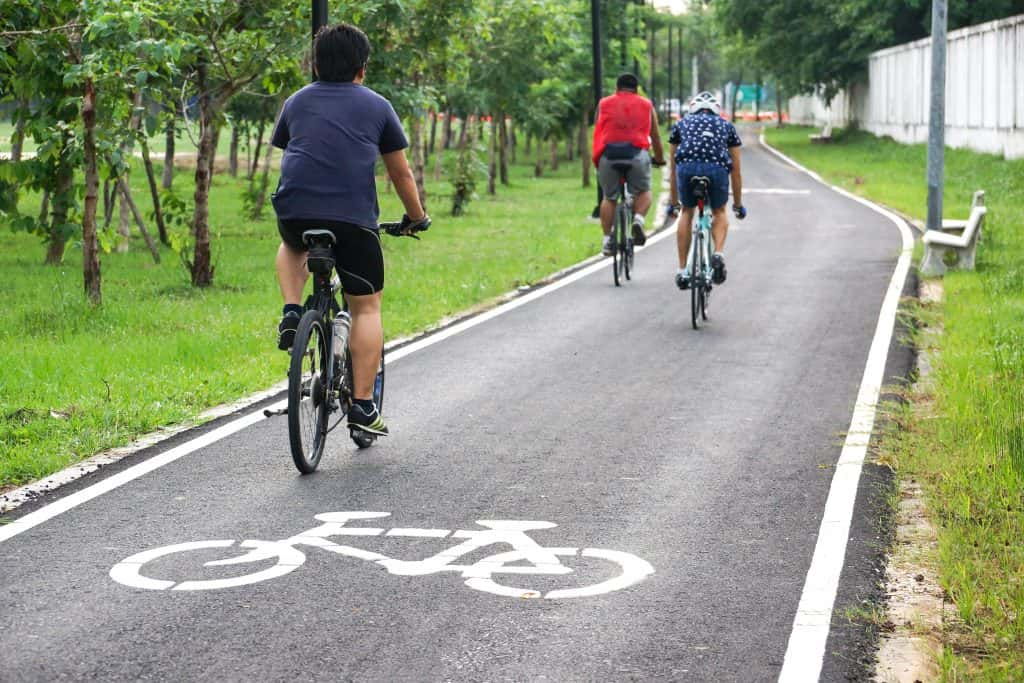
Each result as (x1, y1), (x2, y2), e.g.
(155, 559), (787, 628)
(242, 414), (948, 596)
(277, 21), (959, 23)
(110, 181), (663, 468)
(0, 136), (911, 682)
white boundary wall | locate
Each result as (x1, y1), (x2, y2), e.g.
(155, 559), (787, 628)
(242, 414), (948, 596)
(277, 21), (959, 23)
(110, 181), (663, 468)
(787, 14), (1024, 159)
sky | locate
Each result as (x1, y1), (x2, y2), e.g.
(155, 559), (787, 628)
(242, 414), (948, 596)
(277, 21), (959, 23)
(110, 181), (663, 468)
(652, 0), (688, 14)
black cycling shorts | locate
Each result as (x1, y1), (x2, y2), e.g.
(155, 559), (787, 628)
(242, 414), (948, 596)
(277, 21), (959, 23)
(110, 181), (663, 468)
(278, 219), (384, 295)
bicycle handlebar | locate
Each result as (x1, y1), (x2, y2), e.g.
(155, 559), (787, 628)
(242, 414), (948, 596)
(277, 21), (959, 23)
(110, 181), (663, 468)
(381, 215), (431, 239)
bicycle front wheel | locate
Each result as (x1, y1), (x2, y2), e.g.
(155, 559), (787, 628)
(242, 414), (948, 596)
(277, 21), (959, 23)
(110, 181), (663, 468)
(288, 310), (330, 473)
(619, 203), (631, 282)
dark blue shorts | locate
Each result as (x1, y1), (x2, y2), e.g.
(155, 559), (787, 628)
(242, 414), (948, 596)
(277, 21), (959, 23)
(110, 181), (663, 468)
(676, 161), (730, 210)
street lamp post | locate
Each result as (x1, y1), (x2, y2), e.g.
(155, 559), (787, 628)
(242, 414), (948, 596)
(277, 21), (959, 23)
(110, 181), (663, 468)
(591, 0), (604, 216)
(925, 0), (948, 231)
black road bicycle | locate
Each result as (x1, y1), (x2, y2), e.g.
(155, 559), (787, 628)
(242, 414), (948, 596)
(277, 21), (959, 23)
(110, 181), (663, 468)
(272, 220), (428, 474)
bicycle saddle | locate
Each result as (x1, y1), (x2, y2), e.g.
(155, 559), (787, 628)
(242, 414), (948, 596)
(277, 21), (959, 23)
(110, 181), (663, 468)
(689, 176), (711, 199)
(611, 162), (633, 174)
(301, 229), (336, 248)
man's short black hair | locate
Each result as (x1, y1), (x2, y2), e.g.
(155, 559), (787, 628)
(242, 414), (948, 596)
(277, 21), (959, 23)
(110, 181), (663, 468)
(616, 73), (639, 91)
(314, 23), (371, 83)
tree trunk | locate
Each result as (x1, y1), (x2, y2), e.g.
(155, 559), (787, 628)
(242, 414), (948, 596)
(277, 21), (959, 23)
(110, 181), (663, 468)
(11, 99), (27, 162)
(428, 110), (438, 158)
(487, 115), (497, 195)
(44, 154), (73, 265)
(776, 85), (784, 128)
(39, 190), (50, 225)
(509, 123), (517, 163)
(190, 63), (216, 287)
(82, 79), (101, 304)
(565, 132), (574, 161)
(550, 138), (559, 171)
(525, 132), (532, 156)
(534, 143), (544, 177)
(498, 112), (508, 185)
(140, 137), (168, 245)
(162, 115), (175, 189)
(252, 142), (275, 218)
(248, 120), (266, 181)
(580, 107), (591, 188)
(117, 89), (145, 252)
(442, 109), (453, 150)
(228, 125), (239, 177)
(410, 112), (427, 210)
(102, 179), (112, 225)
(116, 175), (160, 264)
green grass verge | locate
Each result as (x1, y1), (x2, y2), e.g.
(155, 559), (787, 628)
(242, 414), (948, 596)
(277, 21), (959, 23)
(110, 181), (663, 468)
(1, 146), (636, 489)
(766, 125), (1024, 680)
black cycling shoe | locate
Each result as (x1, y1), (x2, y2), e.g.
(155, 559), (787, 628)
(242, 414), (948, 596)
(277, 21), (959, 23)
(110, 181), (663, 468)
(631, 220), (647, 246)
(277, 311), (300, 351)
(348, 403), (389, 436)
(675, 272), (691, 290)
(602, 237), (616, 257)
(711, 253), (727, 285)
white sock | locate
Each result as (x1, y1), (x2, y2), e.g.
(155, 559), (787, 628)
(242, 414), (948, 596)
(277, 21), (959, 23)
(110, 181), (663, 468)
(633, 213), (645, 226)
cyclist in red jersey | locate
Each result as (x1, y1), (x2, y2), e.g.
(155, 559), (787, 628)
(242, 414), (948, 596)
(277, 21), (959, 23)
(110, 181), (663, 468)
(592, 73), (666, 255)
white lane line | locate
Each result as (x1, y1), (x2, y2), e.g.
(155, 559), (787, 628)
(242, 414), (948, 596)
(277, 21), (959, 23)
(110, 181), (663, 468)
(743, 188), (811, 195)
(761, 134), (914, 683)
(0, 177), (675, 544)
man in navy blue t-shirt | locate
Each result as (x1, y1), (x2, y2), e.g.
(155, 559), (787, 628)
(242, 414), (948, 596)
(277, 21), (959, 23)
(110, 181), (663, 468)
(667, 91), (746, 290)
(272, 23), (429, 436)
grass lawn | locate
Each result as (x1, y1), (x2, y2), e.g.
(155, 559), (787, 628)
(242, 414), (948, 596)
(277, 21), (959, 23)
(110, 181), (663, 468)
(1, 142), (638, 490)
(766, 125), (1024, 680)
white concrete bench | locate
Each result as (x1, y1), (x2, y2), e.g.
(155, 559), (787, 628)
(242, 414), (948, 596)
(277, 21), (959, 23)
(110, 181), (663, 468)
(809, 123), (833, 144)
(920, 201), (987, 276)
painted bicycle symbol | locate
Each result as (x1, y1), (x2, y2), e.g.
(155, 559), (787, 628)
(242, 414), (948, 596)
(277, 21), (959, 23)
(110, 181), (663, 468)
(109, 512), (655, 599)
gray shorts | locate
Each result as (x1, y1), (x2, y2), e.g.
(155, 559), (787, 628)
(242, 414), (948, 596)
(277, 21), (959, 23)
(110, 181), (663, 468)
(598, 149), (651, 201)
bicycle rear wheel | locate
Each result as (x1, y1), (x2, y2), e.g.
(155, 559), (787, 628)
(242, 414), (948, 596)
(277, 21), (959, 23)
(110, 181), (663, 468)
(620, 205), (632, 282)
(690, 233), (702, 330)
(288, 310), (330, 473)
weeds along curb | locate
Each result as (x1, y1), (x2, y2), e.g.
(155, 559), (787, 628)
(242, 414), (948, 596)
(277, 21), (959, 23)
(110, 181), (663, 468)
(874, 280), (950, 683)
(1, 173), (673, 516)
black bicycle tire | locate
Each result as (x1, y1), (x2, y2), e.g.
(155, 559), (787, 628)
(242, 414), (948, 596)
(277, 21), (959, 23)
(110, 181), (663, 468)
(288, 310), (329, 473)
(611, 220), (620, 287)
(690, 231), (701, 330)
(621, 204), (631, 281)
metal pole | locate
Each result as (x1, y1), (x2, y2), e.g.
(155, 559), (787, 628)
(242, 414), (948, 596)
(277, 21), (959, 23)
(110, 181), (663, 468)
(591, 0), (604, 215)
(925, 0), (947, 231)
(312, 0), (328, 81)
(667, 25), (673, 113)
(692, 54), (698, 96)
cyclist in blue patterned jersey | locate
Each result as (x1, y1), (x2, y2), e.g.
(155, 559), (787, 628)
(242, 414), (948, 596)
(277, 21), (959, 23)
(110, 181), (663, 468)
(667, 91), (746, 290)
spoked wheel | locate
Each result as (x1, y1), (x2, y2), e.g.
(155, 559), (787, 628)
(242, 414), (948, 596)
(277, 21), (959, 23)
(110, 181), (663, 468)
(288, 311), (330, 473)
(690, 242), (702, 330)
(618, 205), (630, 283)
(347, 346), (385, 450)
(701, 281), (711, 321)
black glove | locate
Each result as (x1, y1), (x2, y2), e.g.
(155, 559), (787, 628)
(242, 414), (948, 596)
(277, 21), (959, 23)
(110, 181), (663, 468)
(401, 213), (431, 233)
(732, 204), (747, 220)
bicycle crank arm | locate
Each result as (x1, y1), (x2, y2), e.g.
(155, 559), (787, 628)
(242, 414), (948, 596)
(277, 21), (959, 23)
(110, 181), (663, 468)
(264, 407), (287, 418)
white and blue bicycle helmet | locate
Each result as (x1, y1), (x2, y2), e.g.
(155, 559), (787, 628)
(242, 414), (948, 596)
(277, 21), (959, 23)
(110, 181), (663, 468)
(688, 91), (721, 116)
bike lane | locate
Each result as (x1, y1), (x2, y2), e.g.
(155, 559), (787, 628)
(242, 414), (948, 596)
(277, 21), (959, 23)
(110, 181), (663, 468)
(0, 137), (911, 682)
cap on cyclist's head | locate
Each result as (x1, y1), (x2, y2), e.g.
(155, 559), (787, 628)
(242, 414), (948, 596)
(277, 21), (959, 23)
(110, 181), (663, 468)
(616, 73), (639, 92)
(314, 23), (371, 83)
(688, 91), (721, 116)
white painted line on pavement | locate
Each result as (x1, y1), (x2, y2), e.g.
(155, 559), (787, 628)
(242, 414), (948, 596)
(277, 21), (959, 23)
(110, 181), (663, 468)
(743, 188), (811, 195)
(761, 134), (914, 683)
(0, 177), (676, 544)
